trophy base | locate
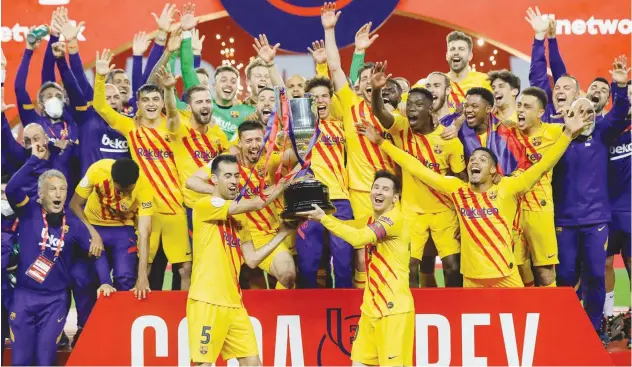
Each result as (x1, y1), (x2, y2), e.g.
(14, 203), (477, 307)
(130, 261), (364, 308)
(281, 178), (336, 220)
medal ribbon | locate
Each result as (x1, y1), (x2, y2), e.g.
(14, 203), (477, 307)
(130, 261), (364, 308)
(47, 121), (68, 141)
(40, 210), (65, 260)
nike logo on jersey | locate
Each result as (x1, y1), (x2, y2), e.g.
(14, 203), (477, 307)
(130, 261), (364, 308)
(57, 317), (64, 323)
(598, 225), (606, 231)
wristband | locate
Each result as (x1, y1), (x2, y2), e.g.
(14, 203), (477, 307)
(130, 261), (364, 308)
(182, 31), (192, 39)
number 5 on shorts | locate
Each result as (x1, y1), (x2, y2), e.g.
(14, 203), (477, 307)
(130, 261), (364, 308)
(201, 326), (211, 344)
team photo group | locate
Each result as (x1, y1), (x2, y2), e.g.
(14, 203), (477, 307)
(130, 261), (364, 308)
(1, 0), (630, 366)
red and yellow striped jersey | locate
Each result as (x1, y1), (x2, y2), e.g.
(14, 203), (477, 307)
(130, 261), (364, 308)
(389, 115), (466, 213)
(321, 206), (413, 318)
(189, 197), (251, 308)
(379, 133), (572, 279)
(203, 153), (283, 236)
(74, 159), (155, 226)
(447, 70), (492, 110)
(335, 83), (396, 192)
(173, 112), (228, 208)
(514, 123), (564, 212)
(309, 119), (348, 200)
(93, 74), (184, 215)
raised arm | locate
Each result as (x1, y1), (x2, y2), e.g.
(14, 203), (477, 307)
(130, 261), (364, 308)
(131, 31), (152, 94)
(349, 22), (375, 85)
(370, 61), (395, 129)
(321, 2), (347, 92)
(56, 8), (92, 99)
(1, 111), (26, 168)
(178, 4), (201, 91)
(92, 50), (133, 133)
(15, 45), (40, 124)
(155, 64), (180, 133)
(601, 57), (632, 142)
(147, 29), (182, 86)
(253, 34), (284, 89)
(141, 3), (175, 83)
(6, 151), (48, 210)
(53, 43), (89, 118)
(186, 166), (216, 194)
(526, 7), (553, 102)
(546, 20), (567, 82)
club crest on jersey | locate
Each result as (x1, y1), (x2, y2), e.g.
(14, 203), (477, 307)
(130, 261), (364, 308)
(230, 111), (240, 118)
(200, 345), (208, 355)
(163, 134), (172, 142)
(488, 190), (498, 200)
(532, 137), (542, 146)
(120, 202), (129, 211)
(9, 312), (16, 320)
(433, 144), (443, 154)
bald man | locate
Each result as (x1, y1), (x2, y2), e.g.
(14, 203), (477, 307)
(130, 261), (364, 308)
(287, 74), (307, 99)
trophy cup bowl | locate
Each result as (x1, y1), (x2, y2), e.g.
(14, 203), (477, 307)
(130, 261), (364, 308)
(281, 97), (336, 220)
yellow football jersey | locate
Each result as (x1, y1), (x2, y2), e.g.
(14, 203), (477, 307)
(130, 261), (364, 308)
(189, 197), (252, 308)
(321, 207), (413, 318)
(388, 115), (466, 213)
(380, 133), (572, 279)
(173, 112), (228, 208)
(93, 74), (184, 215)
(309, 118), (348, 200)
(515, 123), (564, 212)
(448, 70), (492, 109)
(336, 83), (396, 192)
(74, 159), (155, 226)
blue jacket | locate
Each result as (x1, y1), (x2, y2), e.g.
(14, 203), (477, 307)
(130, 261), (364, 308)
(552, 83), (631, 226)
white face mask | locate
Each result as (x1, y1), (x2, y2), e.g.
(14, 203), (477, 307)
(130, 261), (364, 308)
(1, 199), (14, 217)
(44, 97), (64, 119)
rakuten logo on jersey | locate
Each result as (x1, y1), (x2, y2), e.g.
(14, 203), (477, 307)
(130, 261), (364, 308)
(101, 135), (129, 153)
(609, 142), (632, 160)
(1, 21), (86, 42)
(544, 14), (632, 35)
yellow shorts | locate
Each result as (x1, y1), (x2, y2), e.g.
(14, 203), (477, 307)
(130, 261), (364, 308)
(351, 311), (414, 366)
(349, 189), (373, 220)
(512, 227), (528, 266)
(408, 210), (460, 260)
(251, 232), (291, 274)
(521, 210), (559, 266)
(187, 299), (258, 363)
(149, 213), (191, 264)
(463, 270), (524, 288)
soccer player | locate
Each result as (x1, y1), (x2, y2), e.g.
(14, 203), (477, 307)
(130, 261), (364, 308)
(286, 74), (307, 98)
(489, 70), (520, 125)
(604, 81), (631, 348)
(211, 66), (255, 142)
(294, 76), (354, 288)
(5, 144), (115, 366)
(526, 7), (575, 123)
(359, 101), (591, 289)
(70, 158), (154, 297)
(513, 87), (563, 287)
(426, 72), (453, 123)
(187, 154), (294, 365)
(371, 63), (467, 287)
(322, 2), (397, 288)
(243, 58), (272, 106)
(256, 87), (276, 124)
(297, 171), (414, 366)
(553, 58), (630, 344)
(187, 122), (297, 289)
(445, 31), (492, 108)
(93, 49), (192, 290)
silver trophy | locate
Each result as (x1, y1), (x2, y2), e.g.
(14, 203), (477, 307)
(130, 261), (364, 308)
(289, 97), (318, 159)
(281, 95), (336, 219)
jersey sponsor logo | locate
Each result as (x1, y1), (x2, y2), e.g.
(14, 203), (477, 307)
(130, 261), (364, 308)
(101, 134), (129, 153)
(609, 142), (632, 160)
(320, 134), (345, 146)
(460, 206), (499, 219)
(135, 148), (174, 160)
(215, 118), (238, 133)
(543, 14), (632, 36)
(219, 0), (398, 52)
(194, 150), (219, 160)
(426, 162), (441, 170)
(41, 231), (66, 252)
(378, 216), (394, 226)
(223, 231), (241, 248)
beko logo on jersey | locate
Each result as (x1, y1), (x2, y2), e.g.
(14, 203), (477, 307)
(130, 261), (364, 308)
(460, 207), (499, 218)
(101, 135), (128, 151)
(41, 231), (65, 251)
(609, 142), (632, 160)
(136, 148), (173, 160)
(543, 14), (632, 35)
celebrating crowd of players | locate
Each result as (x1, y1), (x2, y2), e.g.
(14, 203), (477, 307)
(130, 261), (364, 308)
(0, 1), (630, 365)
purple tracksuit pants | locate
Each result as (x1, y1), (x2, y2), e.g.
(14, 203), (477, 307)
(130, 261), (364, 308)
(295, 199), (354, 288)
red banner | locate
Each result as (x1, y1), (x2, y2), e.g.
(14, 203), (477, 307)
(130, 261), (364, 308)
(67, 288), (611, 366)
